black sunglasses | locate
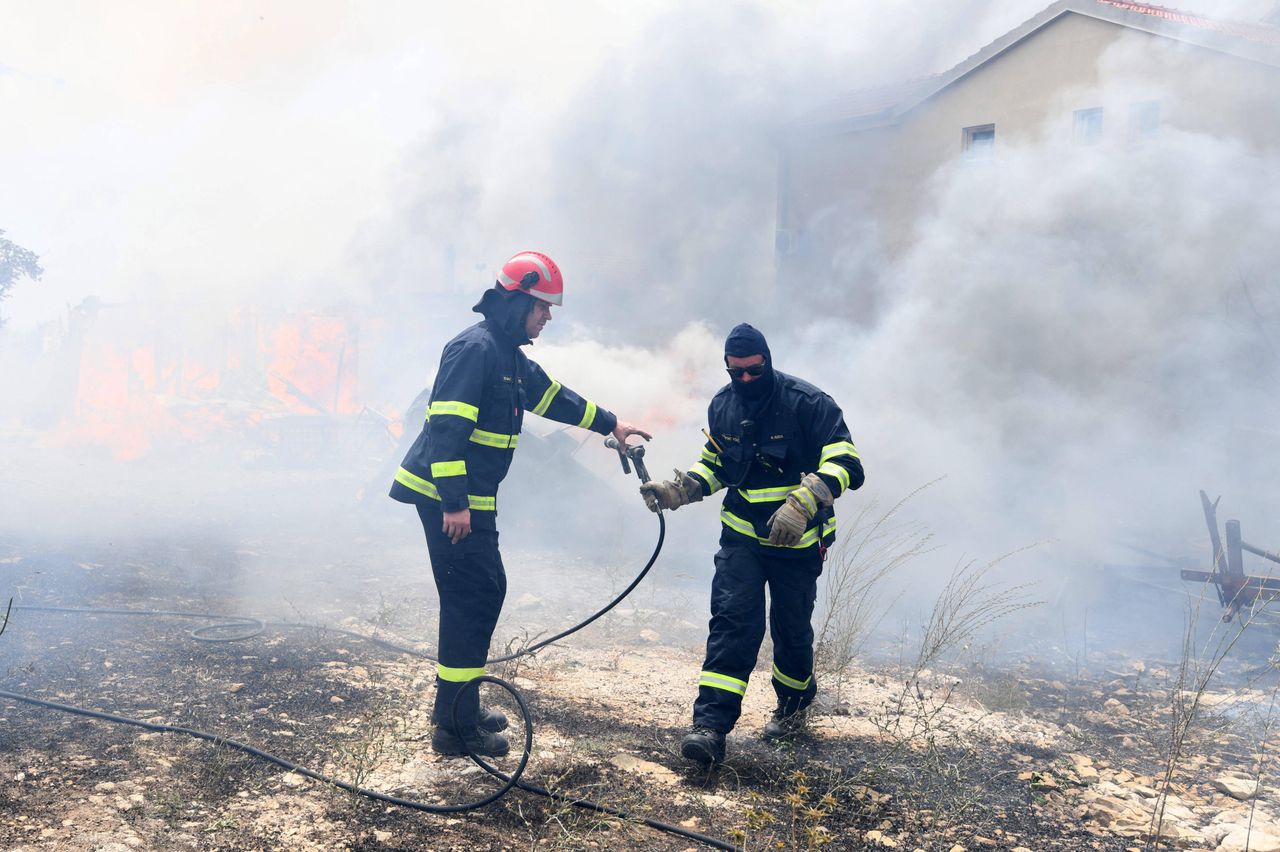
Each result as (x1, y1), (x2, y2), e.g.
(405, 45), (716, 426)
(726, 363), (767, 379)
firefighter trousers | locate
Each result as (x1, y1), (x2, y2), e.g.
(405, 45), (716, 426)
(693, 540), (822, 733)
(416, 503), (507, 733)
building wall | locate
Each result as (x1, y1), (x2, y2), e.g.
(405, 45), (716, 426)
(777, 11), (1280, 312)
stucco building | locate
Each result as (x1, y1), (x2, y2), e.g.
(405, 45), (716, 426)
(777, 0), (1280, 315)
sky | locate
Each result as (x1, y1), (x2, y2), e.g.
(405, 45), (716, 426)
(3, 0), (1280, 662)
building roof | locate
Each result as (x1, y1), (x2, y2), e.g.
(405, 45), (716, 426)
(800, 0), (1280, 134)
(800, 76), (939, 131)
(1096, 0), (1280, 45)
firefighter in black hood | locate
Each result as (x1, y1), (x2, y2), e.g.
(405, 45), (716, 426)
(391, 251), (651, 757)
(640, 323), (863, 766)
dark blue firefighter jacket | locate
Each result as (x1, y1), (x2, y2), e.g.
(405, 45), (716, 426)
(389, 290), (616, 530)
(685, 372), (863, 552)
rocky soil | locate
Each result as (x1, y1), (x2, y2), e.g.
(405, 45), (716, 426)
(3, 528), (1280, 851)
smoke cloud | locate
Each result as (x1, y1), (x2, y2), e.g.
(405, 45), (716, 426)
(3, 1), (1279, 664)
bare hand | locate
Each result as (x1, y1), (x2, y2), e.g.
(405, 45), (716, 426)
(611, 420), (652, 448)
(442, 509), (471, 544)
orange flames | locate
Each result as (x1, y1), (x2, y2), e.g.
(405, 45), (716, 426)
(56, 305), (365, 461)
(259, 314), (360, 416)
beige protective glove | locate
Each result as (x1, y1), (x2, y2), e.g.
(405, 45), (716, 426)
(639, 469), (704, 513)
(766, 500), (808, 546)
(767, 473), (835, 546)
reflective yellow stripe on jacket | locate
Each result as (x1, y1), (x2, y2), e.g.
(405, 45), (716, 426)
(689, 462), (722, 493)
(719, 509), (835, 549)
(532, 381), (561, 416)
(395, 467), (497, 511)
(469, 427), (519, 449)
(819, 440), (859, 464)
(430, 460), (466, 478)
(428, 400), (480, 421)
(735, 484), (799, 503)
(817, 462), (851, 492)
(818, 440), (859, 493)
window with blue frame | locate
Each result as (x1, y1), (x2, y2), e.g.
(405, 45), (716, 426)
(1073, 107), (1104, 145)
(963, 124), (995, 160)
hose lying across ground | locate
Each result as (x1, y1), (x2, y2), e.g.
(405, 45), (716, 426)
(0, 510), (740, 851)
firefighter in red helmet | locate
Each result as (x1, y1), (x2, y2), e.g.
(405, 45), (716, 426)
(496, 251), (565, 305)
(391, 251), (650, 757)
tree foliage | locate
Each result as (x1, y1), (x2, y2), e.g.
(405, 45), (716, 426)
(0, 229), (44, 325)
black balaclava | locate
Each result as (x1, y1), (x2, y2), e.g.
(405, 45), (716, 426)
(473, 285), (536, 346)
(724, 322), (776, 414)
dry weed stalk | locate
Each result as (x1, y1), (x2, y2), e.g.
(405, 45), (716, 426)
(495, 627), (547, 680)
(912, 548), (1039, 678)
(869, 551), (1039, 819)
(885, 550), (1039, 734)
(808, 480), (1040, 823)
(1240, 689), (1280, 852)
(813, 482), (939, 699)
(1149, 584), (1274, 847)
(511, 748), (649, 849)
(329, 666), (413, 802)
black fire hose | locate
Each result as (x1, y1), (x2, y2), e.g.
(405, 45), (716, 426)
(0, 444), (740, 850)
(0, 662), (735, 849)
(0, 680), (533, 814)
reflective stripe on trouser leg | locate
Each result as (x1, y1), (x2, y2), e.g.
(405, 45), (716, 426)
(765, 547), (822, 716)
(416, 503), (507, 731)
(693, 543), (768, 733)
(698, 671), (748, 695)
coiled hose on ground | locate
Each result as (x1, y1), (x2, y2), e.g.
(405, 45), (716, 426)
(0, 508), (741, 850)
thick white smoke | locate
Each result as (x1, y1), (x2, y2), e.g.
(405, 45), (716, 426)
(522, 13), (1280, 658)
(3, 1), (1278, 661)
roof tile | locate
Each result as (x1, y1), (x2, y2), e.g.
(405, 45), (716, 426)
(1096, 0), (1280, 45)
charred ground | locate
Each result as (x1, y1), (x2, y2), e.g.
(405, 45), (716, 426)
(2, 532), (1277, 851)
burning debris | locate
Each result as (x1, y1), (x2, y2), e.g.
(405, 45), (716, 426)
(47, 300), (370, 462)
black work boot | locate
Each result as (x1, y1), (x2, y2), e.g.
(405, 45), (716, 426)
(478, 707), (509, 733)
(761, 705), (807, 743)
(680, 726), (726, 767)
(431, 726), (510, 758)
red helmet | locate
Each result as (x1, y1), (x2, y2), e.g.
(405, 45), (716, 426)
(497, 251), (564, 306)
